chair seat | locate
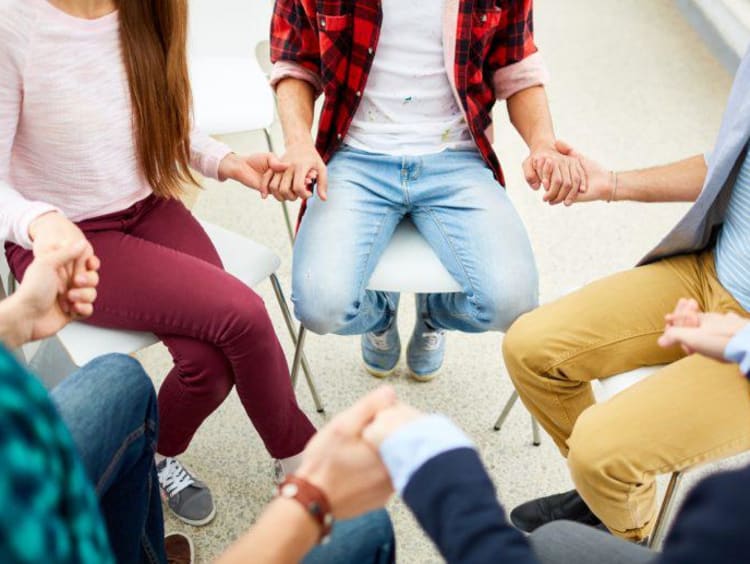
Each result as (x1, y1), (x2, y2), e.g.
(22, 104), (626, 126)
(56, 221), (280, 367)
(593, 366), (663, 402)
(366, 220), (462, 294)
(190, 56), (275, 135)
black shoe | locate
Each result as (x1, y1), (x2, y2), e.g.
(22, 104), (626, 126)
(510, 489), (602, 533)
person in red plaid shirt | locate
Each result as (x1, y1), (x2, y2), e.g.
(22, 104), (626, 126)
(266, 0), (582, 381)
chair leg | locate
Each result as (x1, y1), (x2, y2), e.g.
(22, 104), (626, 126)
(648, 471), (683, 550)
(531, 416), (542, 447)
(493, 390), (519, 431)
(269, 275), (325, 414)
(264, 128), (295, 245)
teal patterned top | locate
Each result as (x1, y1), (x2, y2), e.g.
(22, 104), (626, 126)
(0, 347), (113, 563)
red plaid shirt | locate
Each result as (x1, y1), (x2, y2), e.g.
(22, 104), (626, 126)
(270, 0), (545, 187)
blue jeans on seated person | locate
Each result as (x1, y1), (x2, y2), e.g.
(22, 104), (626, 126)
(304, 509), (396, 563)
(52, 354), (165, 564)
(292, 146), (539, 336)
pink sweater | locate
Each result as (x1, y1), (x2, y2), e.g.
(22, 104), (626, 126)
(0, 0), (232, 248)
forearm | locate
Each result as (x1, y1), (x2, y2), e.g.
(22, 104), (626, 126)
(615, 155), (707, 203)
(276, 78), (317, 147)
(0, 297), (31, 349)
(216, 498), (320, 564)
(507, 86), (556, 151)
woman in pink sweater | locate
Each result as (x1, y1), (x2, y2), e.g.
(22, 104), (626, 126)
(0, 0), (316, 526)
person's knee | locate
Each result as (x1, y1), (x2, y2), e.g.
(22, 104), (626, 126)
(470, 284), (537, 332)
(82, 354), (153, 402)
(502, 308), (554, 380)
(567, 405), (621, 487)
(292, 286), (358, 335)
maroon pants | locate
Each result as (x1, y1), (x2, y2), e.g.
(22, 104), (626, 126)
(7, 195), (316, 458)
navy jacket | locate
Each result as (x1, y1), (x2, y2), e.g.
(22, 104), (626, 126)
(403, 448), (750, 563)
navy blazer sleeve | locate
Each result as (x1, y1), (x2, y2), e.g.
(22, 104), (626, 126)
(658, 464), (750, 564)
(402, 448), (538, 564)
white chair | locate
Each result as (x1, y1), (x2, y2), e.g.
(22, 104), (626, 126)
(289, 218), (540, 443)
(187, 0), (295, 241)
(1, 221), (325, 413)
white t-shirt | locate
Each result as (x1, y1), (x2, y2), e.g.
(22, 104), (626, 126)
(343, 0), (474, 156)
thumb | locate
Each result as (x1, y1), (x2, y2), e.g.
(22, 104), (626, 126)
(267, 154), (290, 174)
(523, 157), (541, 190)
(332, 386), (397, 436)
(555, 139), (580, 158)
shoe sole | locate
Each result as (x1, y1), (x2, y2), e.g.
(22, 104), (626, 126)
(165, 532), (196, 564)
(363, 361), (398, 379)
(167, 502), (217, 527)
(408, 367), (439, 383)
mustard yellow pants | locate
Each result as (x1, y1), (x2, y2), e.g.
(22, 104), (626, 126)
(503, 252), (750, 541)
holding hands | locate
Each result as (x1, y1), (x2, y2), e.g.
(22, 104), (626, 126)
(525, 140), (615, 205)
(658, 298), (750, 361)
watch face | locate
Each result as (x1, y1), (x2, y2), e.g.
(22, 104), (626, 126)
(281, 483), (299, 498)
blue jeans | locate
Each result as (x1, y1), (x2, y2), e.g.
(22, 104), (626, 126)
(52, 354), (165, 564)
(293, 147), (539, 335)
(304, 509), (396, 563)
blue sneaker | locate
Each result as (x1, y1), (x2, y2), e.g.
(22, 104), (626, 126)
(407, 297), (446, 382)
(362, 309), (401, 378)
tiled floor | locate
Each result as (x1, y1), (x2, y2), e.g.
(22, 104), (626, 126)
(136, 1), (743, 561)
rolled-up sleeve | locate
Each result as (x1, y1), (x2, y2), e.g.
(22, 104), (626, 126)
(488, 1), (550, 100)
(269, 0), (323, 95)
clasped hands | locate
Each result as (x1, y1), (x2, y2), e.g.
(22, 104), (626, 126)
(293, 386), (425, 520)
(227, 139), (615, 207)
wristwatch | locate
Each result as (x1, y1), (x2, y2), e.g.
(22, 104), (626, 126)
(278, 475), (335, 543)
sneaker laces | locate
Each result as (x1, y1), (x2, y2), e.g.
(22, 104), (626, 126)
(158, 458), (196, 497)
(421, 329), (445, 351)
(368, 330), (392, 351)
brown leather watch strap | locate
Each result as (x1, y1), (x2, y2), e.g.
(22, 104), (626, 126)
(278, 475), (335, 542)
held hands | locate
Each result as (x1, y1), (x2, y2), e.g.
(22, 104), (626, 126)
(658, 298), (750, 361)
(261, 140), (328, 203)
(12, 240), (100, 344)
(525, 140), (614, 205)
(218, 153), (289, 198)
(295, 386), (397, 519)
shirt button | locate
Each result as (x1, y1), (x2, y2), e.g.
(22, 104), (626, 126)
(368, 47), (374, 55)
(320, 19), (326, 27)
(337, 133), (343, 140)
(481, 14), (487, 22)
(356, 91), (362, 97)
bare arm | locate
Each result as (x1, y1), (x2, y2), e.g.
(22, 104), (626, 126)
(556, 140), (708, 204)
(509, 87), (588, 205)
(216, 498), (319, 564)
(615, 155), (707, 203)
(507, 85), (556, 152)
(263, 78), (328, 201)
(0, 298), (31, 349)
(276, 78), (316, 147)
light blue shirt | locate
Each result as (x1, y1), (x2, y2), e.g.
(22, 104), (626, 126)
(725, 324), (750, 376)
(379, 414), (474, 494)
(716, 150), (750, 312)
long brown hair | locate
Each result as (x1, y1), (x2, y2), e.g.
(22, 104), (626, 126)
(116, 0), (197, 198)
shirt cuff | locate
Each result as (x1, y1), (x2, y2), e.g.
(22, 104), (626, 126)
(493, 51), (550, 100)
(724, 324), (750, 376)
(270, 61), (323, 97)
(15, 203), (61, 249)
(379, 414), (475, 494)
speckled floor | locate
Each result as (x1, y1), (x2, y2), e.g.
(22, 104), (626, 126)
(135, 1), (748, 562)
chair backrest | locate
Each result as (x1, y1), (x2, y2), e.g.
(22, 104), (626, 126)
(366, 219), (463, 294)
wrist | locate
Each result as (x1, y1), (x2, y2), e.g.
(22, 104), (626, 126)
(217, 153), (238, 182)
(0, 297), (32, 349)
(28, 211), (61, 242)
(278, 475), (335, 542)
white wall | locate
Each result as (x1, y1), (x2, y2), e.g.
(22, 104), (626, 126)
(189, 0), (274, 56)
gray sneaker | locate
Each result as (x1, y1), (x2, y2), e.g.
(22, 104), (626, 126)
(157, 458), (216, 527)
